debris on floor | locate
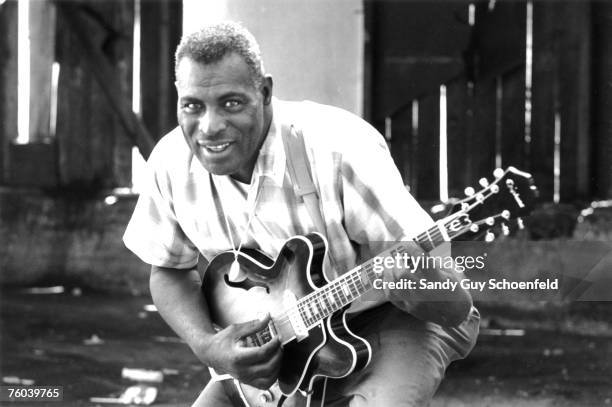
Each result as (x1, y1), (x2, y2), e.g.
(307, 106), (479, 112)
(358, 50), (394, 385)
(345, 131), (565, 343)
(122, 368), (164, 383)
(90, 385), (158, 405)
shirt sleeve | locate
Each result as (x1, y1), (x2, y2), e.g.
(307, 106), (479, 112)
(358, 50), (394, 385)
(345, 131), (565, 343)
(123, 148), (199, 269)
(339, 118), (435, 248)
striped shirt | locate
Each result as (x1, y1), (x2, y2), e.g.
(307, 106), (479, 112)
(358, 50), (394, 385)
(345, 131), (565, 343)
(123, 99), (435, 309)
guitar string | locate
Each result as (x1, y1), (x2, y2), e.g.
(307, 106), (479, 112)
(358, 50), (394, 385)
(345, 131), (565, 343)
(266, 187), (502, 337)
(295, 221), (452, 328)
(295, 214), (481, 328)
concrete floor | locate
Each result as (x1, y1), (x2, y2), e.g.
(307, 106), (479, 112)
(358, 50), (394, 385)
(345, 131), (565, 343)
(1, 289), (611, 407)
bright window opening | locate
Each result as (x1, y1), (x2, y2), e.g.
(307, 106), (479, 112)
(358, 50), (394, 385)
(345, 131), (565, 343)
(131, 0), (146, 193)
(17, 0), (30, 144)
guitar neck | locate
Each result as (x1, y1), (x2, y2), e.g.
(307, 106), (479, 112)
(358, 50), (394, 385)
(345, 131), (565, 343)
(295, 220), (455, 329)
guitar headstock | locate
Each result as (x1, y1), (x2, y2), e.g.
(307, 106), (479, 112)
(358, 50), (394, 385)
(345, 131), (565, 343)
(443, 167), (539, 242)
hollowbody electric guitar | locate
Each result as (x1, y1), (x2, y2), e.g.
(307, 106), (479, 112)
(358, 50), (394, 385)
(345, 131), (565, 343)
(202, 167), (537, 407)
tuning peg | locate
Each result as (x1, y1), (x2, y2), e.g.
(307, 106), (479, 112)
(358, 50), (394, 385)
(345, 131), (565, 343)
(479, 178), (489, 188)
(490, 184), (500, 193)
(461, 202), (470, 211)
(464, 187), (475, 196)
(470, 224), (479, 233)
(485, 231), (495, 242)
(493, 168), (505, 178)
(517, 217), (524, 230)
(501, 210), (510, 219)
(501, 223), (510, 236)
(485, 217), (495, 226)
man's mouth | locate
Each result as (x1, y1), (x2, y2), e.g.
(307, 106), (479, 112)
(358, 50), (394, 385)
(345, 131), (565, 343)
(197, 141), (232, 153)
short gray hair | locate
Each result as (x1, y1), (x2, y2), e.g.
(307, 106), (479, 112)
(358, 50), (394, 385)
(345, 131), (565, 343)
(175, 21), (265, 88)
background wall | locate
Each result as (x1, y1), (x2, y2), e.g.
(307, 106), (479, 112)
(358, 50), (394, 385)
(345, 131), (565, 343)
(183, 0), (364, 116)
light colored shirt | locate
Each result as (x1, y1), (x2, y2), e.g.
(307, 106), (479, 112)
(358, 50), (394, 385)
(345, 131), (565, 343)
(123, 99), (435, 301)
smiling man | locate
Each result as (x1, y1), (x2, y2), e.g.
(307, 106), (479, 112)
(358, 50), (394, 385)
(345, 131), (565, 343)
(124, 22), (479, 407)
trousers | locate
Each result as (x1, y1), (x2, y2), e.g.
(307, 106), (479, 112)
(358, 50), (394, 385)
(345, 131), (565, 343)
(193, 303), (480, 407)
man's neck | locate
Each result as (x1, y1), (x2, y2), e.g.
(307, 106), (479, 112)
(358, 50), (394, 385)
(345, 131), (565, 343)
(230, 105), (274, 184)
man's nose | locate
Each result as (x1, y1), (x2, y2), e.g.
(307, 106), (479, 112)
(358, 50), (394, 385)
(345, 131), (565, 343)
(198, 109), (226, 136)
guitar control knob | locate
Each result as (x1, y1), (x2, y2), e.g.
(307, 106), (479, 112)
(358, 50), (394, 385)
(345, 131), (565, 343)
(485, 231), (495, 242)
(464, 187), (475, 196)
(259, 390), (274, 403)
(517, 217), (525, 230)
(493, 168), (505, 178)
(479, 178), (489, 188)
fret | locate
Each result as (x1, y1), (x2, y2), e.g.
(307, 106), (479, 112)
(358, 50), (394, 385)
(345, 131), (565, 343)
(318, 293), (331, 312)
(327, 290), (336, 307)
(341, 281), (351, 298)
(334, 282), (347, 304)
(331, 283), (344, 304)
(425, 228), (434, 247)
(316, 296), (327, 314)
(303, 303), (312, 320)
(310, 302), (318, 317)
(348, 274), (360, 297)
(353, 272), (366, 293)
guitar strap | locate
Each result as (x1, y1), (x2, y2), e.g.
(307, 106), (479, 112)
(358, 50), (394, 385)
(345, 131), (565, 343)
(280, 124), (327, 235)
(280, 123), (329, 407)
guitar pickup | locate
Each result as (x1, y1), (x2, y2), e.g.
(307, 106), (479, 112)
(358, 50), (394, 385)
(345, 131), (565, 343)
(283, 291), (309, 342)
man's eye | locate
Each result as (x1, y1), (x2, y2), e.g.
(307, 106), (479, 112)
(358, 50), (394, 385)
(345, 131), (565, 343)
(182, 103), (202, 113)
(223, 100), (242, 110)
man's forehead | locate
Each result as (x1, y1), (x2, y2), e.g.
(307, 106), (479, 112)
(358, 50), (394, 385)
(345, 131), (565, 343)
(176, 54), (250, 79)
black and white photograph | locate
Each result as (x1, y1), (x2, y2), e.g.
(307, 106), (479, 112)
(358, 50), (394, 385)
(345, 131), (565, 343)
(0, 0), (611, 406)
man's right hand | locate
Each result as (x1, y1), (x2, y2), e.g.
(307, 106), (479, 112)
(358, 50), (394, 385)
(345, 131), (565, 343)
(198, 315), (282, 390)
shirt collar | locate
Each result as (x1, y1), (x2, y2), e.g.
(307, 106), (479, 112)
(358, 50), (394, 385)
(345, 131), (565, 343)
(251, 98), (286, 187)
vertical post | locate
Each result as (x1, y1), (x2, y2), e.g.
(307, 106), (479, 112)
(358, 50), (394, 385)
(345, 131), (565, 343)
(501, 68), (526, 170)
(141, 0), (182, 141)
(471, 78), (496, 188)
(557, 1), (591, 201)
(532, 1), (591, 202)
(0, 1), (19, 183)
(416, 93), (440, 201)
(446, 79), (469, 198)
(592, 1), (612, 199)
(55, 0), (135, 189)
(531, 2), (556, 202)
(29, 0), (56, 142)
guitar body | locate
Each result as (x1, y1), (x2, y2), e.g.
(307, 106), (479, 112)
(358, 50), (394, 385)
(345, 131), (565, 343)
(202, 233), (372, 405)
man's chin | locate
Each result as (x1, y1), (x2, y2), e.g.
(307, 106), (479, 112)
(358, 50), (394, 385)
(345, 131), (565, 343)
(200, 162), (249, 182)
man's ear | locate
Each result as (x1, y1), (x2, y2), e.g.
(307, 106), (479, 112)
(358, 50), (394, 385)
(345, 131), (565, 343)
(261, 74), (273, 105)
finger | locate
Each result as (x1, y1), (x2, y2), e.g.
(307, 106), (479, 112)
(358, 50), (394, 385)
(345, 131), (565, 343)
(232, 314), (271, 339)
(237, 336), (281, 363)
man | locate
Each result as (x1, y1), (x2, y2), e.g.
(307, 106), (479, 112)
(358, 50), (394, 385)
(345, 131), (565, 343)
(124, 21), (479, 406)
